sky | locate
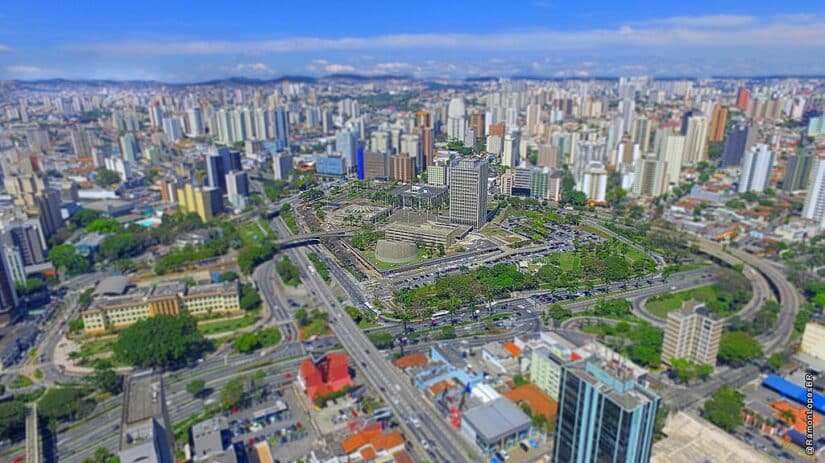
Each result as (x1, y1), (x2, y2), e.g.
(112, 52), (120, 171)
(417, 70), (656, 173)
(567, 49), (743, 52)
(1, 1), (825, 82)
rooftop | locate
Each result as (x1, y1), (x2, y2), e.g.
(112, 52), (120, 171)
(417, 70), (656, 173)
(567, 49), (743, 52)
(462, 397), (531, 442)
(94, 275), (130, 296)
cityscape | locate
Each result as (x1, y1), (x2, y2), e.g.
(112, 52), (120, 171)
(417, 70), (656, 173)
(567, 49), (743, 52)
(1, 2), (825, 463)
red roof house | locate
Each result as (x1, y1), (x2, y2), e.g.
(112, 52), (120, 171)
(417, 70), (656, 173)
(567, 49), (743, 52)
(298, 353), (354, 401)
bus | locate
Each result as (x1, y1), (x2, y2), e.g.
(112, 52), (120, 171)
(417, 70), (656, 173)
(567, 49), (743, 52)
(431, 310), (450, 322)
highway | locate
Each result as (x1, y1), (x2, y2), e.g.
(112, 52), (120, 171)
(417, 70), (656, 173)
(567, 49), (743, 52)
(272, 215), (480, 463)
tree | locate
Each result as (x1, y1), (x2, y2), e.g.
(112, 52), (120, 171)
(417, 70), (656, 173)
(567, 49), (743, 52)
(367, 331), (395, 349)
(218, 270), (238, 282)
(240, 284), (261, 311)
(113, 315), (213, 368)
(48, 244), (90, 276)
(86, 218), (122, 234)
(38, 387), (85, 423)
(234, 333), (261, 353)
(704, 386), (744, 432)
(186, 379), (206, 397)
(220, 377), (247, 410)
(0, 400), (25, 440)
(89, 361), (121, 395)
(766, 353), (785, 371)
(256, 327), (282, 347)
(78, 287), (95, 308)
(70, 208), (102, 228)
(82, 446), (119, 463)
(718, 331), (762, 366)
(94, 168), (121, 187)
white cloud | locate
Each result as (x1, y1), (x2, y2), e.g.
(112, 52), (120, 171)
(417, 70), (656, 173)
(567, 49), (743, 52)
(6, 65), (43, 74)
(0, 44), (11, 53)
(233, 62), (276, 74)
(324, 63), (355, 73)
(63, 14), (825, 57)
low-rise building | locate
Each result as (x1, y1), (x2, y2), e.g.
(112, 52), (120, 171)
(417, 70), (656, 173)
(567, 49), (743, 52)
(81, 281), (240, 334)
(461, 397), (532, 455)
(661, 300), (723, 366)
(190, 417), (236, 463)
(297, 353), (354, 402)
(801, 322), (825, 363)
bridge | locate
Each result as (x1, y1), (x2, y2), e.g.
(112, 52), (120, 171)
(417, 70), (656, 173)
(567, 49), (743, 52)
(274, 230), (353, 248)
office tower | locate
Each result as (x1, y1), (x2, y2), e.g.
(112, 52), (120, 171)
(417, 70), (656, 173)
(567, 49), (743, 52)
(427, 161), (448, 187)
(449, 158), (488, 228)
(187, 107), (204, 137)
(488, 122), (505, 137)
(225, 170), (249, 209)
(400, 133), (422, 172)
(0, 250), (18, 326)
(104, 157), (131, 181)
(419, 127), (434, 167)
(499, 173), (513, 196)
(149, 104), (162, 128)
(721, 124), (756, 167)
(389, 155), (416, 183)
(206, 149), (228, 192)
(619, 98), (635, 135)
(335, 129), (358, 172)
(529, 167), (550, 200)
(537, 144), (559, 169)
(370, 131), (391, 154)
(274, 106), (290, 147)
(553, 355), (659, 463)
(632, 157), (668, 198)
(5, 222), (45, 266)
(573, 140), (607, 185)
(35, 188), (63, 239)
(119, 373), (175, 463)
(1, 246), (25, 287)
(162, 117), (183, 143)
(736, 87), (751, 110)
(682, 116), (709, 165)
(783, 152), (814, 192)
(447, 98), (466, 142)
(272, 152), (293, 180)
(708, 104), (728, 142)
(176, 184), (221, 222)
(120, 133), (139, 162)
(580, 163), (608, 203)
(680, 109), (696, 135)
(502, 133), (519, 168)
(631, 116), (652, 153)
(738, 144), (774, 193)
(547, 169), (564, 202)
(660, 135), (685, 185)
(662, 301), (724, 366)
(470, 112), (486, 139)
(486, 135), (503, 156)
(511, 167), (532, 196)
(70, 128), (92, 157)
(803, 158), (825, 228)
(362, 151), (388, 180)
(415, 110), (431, 129)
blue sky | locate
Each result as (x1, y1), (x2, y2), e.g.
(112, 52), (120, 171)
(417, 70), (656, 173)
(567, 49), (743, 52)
(1, 1), (825, 81)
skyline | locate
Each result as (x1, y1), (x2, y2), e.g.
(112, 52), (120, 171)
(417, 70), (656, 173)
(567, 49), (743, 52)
(1, 2), (825, 81)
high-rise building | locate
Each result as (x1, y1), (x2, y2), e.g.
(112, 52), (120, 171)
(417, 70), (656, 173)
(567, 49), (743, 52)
(35, 188), (63, 239)
(736, 87), (751, 110)
(119, 373), (175, 463)
(537, 144), (559, 169)
(553, 354), (659, 463)
(631, 116), (652, 153)
(662, 300), (724, 366)
(632, 157), (668, 198)
(721, 124), (757, 167)
(5, 221), (45, 266)
(225, 170), (249, 209)
(708, 104), (728, 142)
(738, 144), (774, 193)
(274, 106), (290, 148)
(580, 162), (608, 203)
(187, 107), (204, 137)
(449, 158), (488, 229)
(660, 135), (685, 185)
(176, 184), (222, 222)
(272, 152), (293, 180)
(802, 158), (825, 229)
(162, 117), (183, 142)
(363, 151), (388, 180)
(502, 133), (520, 168)
(335, 129), (359, 173)
(400, 133), (422, 172)
(2, 245), (26, 286)
(783, 152), (814, 192)
(0, 249), (18, 326)
(470, 112), (486, 139)
(414, 110), (431, 129)
(70, 127), (92, 158)
(389, 155), (416, 183)
(120, 133), (139, 162)
(370, 131), (391, 154)
(447, 98), (466, 143)
(206, 148), (229, 193)
(682, 116), (709, 165)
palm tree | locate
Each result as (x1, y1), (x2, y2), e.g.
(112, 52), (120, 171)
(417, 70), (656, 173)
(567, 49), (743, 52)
(779, 409), (796, 427)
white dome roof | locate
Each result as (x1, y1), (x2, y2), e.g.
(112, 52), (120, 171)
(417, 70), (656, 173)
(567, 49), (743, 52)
(448, 97), (465, 118)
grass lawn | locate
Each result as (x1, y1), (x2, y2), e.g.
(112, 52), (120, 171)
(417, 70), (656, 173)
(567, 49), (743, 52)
(299, 318), (329, 340)
(363, 249), (430, 270)
(239, 222), (268, 247)
(197, 312), (260, 336)
(9, 374), (34, 389)
(557, 253), (581, 272)
(645, 285), (719, 318)
(78, 336), (117, 358)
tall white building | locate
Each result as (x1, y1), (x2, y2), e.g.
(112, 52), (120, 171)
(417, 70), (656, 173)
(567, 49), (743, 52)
(580, 162), (608, 203)
(802, 158), (825, 228)
(502, 133), (519, 168)
(162, 117), (183, 142)
(449, 158), (488, 228)
(187, 107), (204, 137)
(447, 98), (466, 143)
(683, 116), (709, 165)
(400, 133), (422, 171)
(738, 144), (774, 193)
(335, 129), (359, 173)
(660, 135), (685, 185)
(632, 157), (668, 198)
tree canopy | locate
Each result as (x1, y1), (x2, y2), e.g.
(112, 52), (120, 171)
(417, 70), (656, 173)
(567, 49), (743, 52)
(704, 386), (744, 432)
(94, 168), (121, 187)
(113, 315), (213, 368)
(718, 331), (762, 366)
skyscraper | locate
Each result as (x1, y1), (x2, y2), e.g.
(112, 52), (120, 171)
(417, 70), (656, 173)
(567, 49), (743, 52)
(469, 111), (486, 139)
(682, 116), (709, 165)
(275, 106), (290, 148)
(736, 87), (751, 110)
(225, 170), (249, 209)
(721, 124), (756, 167)
(802, 158), (825, 229)
(662, 300), (723, 366)
(120, 133), (139, 162)
(449, 158), (488, 229)
(553, 354), (660, 463)
(162, 117), (183, 142)
(187, 107), (204, 137)
(273, 152), (294, 181)
(335, 129), (358, 173)
(632, 157), (668, 198)
(0, 251), (18, 326)
(738, 144), (774, 193)
(660, 135), (685, 185)
(783, 152), (814, 192)
(502, 133), (519, 168)
(5, 221), (45, 266)
(708, 104), (728, 142)
(447, 98), (466, 143)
